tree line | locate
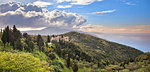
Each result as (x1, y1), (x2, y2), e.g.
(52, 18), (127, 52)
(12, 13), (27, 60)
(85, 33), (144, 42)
(1, 25), (79, 72)
(1, 25), (44, 52)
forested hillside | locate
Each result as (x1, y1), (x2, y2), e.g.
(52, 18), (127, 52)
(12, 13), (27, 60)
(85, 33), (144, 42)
(63, 31), (143, 62)
(0, 26), (149, 72)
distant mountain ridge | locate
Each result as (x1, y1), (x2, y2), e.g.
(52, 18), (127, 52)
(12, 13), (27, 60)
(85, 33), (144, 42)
(61, 31), (143, 62)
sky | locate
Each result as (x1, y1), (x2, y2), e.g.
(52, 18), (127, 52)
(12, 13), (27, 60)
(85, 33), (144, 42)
(0, 0), (150, 52)
(0, 0), (150, 33)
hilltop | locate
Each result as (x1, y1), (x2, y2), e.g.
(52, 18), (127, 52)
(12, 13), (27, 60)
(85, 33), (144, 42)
(62, 31), (143, 62)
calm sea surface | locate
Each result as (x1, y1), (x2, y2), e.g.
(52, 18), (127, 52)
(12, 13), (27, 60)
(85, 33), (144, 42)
(95, 33), (150, 52)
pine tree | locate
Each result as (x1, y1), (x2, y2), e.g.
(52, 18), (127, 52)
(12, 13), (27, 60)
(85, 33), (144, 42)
(14, 39), (22, 50)
(72, 62), (78, 72)
(1, 26), (11, 46)
(97, 61), (100, 68)
(67, 57), (71, 68)
(23, 33), (31, 41)
(12, 25), (22, 48)
(47, 35), (50, 42)
(12, 25), (22, 40)
(36, 35), (44, 51)
(23, 33), (28, 39)
(28, 41), (34, 52)
(23, 32), (34, 52)
(67, 54), (71, 68)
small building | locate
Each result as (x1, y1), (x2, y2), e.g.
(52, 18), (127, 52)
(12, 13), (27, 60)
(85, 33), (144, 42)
(51, 35), (69, 42)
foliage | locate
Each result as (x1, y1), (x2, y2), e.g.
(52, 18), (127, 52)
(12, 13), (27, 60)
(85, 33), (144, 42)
(135, 52), (150, 62)
(0, 51), (51, 72)
(52, 59), (63, 72)
(1, 26), (11, 45)
(14, 39), (23, 50)
(12, 25), (22, 47)
(32, 50), (48, 61)
(72, 62), (78, 72)
(1, 25), (22, 50)
(36, 35), (44, 51)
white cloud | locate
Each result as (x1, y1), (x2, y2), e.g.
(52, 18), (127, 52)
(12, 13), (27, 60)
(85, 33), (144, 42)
(31, 1), (52, 7)
(57, 5), (72, 8)
(56, 0), (103, 5)
(0, 2), (86, 31)
(44, 9), (86, 27)
(125, 2), (136, 5)
(122, 0), (136, 6)
(88, 9), (116, 14)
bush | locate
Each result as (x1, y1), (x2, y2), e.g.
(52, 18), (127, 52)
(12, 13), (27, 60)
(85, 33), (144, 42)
(52, 59), (63, 72)
(0, 51), (51, 72)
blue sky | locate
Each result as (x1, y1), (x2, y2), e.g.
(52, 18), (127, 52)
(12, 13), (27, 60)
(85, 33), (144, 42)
(45, 0), (150, 27)
(0, 0), (150, 34)
(1, 0), (149, 28)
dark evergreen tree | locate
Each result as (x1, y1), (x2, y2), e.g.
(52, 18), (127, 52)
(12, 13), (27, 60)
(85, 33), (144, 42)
(23, 33), (28, 39)
(72, 62), (78, 72)
(12, 25), (22, 48)
(23, 33), (31, 42)
(23, 32), (34, 52)
(14, 39), (22, 51)
(97, 61), (100, 68)
(12, 25), (22, 40)
(47, 35), (50, 42)
(28, 41), (34, 52)
(67, 57), (71, 68)
(1, 26), (11, 46)
(67, 54), (71, 68)
(36, 34), (44, 51)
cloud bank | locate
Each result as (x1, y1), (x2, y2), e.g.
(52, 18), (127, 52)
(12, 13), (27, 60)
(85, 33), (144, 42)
(0, 2), (86, 31)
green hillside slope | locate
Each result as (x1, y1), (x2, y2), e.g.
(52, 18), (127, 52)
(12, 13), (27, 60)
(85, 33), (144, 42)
(63, 31), (143, 62)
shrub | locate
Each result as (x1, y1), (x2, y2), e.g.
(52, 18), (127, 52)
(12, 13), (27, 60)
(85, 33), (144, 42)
(0, 51), (51, 72)
(52, 59), (63, 72)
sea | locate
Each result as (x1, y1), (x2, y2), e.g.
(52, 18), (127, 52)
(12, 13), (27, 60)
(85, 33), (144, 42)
(94, 33), (150, 52)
